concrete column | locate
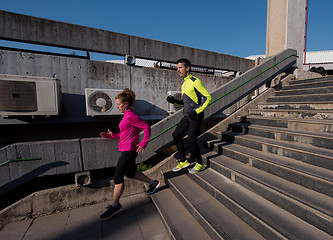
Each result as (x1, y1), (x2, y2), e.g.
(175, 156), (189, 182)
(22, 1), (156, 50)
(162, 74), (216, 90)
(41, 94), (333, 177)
(266, 0), (306, 68)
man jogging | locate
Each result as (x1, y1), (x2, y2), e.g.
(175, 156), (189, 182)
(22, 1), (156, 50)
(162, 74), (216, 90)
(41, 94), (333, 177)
(167, 58), (212, 174)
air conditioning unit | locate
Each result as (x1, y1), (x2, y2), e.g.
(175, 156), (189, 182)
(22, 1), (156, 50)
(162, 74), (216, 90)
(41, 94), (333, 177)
(85, 88), (123, 116)
(0, 74), (60, 117)
(167, 91), (183, 114)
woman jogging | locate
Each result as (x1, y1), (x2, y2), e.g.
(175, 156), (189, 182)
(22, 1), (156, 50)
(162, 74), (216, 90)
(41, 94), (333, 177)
(99, 88), (160, 220)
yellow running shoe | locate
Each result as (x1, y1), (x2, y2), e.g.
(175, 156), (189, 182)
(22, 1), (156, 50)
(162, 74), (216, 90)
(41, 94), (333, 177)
(172, 160), (190, 172)
(189, 163), (205, 174)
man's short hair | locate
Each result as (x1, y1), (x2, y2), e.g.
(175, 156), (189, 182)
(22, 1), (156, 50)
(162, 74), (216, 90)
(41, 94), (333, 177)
(176, 58), (191, 71)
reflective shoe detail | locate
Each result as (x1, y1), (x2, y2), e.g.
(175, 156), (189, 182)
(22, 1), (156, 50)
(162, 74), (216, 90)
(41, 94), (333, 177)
(172, 160), (190, 172)
(147, 180), (160, 194)
(189, 163), (205, 174)
(100, 203), (122, 220)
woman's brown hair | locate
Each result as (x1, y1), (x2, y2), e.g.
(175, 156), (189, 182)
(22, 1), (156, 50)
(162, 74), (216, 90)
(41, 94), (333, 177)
(115, 88), (136, 107)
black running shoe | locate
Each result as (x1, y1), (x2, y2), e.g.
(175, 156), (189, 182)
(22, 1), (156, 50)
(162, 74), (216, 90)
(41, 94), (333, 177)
(147, 180), (160, 194)
(100, 203), (122, 220)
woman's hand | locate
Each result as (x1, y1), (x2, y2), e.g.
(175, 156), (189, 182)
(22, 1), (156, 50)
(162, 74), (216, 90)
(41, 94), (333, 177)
(136, 145), (144, 153)
(100, 129), (113, 139)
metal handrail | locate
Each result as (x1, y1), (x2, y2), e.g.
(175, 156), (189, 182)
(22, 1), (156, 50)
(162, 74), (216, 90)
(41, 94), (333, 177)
(0, 157), (42, 167)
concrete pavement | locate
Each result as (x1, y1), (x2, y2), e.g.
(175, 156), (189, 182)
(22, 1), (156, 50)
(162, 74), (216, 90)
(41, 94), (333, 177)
(0, 193), (169, 240)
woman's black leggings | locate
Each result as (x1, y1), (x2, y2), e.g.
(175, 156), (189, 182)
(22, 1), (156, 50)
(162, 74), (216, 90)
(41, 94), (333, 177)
(113, 151), (138, 184)
(172, 113), (204, 164)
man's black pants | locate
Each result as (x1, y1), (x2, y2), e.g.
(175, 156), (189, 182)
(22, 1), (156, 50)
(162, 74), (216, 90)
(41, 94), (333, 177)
(172, 113), (204, 164)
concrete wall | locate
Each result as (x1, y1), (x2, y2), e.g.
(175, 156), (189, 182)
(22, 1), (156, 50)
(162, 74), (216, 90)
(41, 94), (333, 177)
(0, 139), (82, 195)
(266, 0), (305, 68)
(0, 49), (233, 120)
(266, 0), (287, 57)
(0, 10), (253, 72)
(285, 0), (306, 67)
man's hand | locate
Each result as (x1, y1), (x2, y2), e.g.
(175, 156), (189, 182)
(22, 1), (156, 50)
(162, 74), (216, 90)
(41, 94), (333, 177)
(167, 95), (176, 104)
(100, 129), (113, 139)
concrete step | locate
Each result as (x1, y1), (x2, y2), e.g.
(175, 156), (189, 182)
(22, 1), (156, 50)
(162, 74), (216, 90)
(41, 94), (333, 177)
(284, 79), (333, 90)
(225, 123), (333, 150)
(165, 171), (265, 240)
(275, 86), (333, 96)
(200, 151), (333, 237)
(245, 116), (333, 134)
(207, 139), (333, 197)
(288, 76), (333, 86)
(266, 93), (333, 103)
(219, 131), (333, 171)
(257, 102), (333, 111)
(149, 182), (212, 240)
(248, 108), (333, 120)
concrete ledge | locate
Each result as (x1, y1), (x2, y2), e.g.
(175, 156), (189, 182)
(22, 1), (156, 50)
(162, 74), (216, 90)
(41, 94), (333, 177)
(0, 10), (253, 72)
(0, 152), (177, 230)
(0, 139), (83, 196)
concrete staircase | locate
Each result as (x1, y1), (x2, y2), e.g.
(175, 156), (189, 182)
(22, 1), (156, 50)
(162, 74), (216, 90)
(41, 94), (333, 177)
(150, 75), (333, 239)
